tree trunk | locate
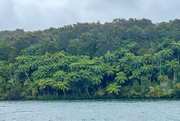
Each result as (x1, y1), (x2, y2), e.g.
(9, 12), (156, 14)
(178, 53), (179, 83)
(173, 71), (176, 83)
(8, 66), (15, 88)
(178, 53), (179, 64)
(105, 76), (109, 87)
(47, 86), (50, 95)
(56, 88), (58, 97)
(160, 59), (161, 76)
(113, 92), (116, 99)
(25, 71), (31, 84)
(86, 87), (91, 98)
(95, 85), (98, 91)
(151, 60), (154, 82)
(63, 90), (66, 98)
(72, 89), (75, 96)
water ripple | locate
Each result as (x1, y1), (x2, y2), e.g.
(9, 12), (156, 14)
(0, 100), (180, 121)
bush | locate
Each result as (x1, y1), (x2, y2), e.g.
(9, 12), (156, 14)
(146, 86), (164, 98)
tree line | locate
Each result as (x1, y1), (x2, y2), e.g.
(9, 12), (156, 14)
(1, 18), (180, 100)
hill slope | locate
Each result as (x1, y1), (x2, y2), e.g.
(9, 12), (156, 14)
(1, 18), (180, 100)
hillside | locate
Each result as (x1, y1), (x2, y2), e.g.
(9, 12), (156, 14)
(1, 18), (180, 100)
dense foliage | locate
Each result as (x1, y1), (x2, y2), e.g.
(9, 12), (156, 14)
(1, 18), (180, 100)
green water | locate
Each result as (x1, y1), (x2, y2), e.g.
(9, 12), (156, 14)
(0, 99), (180, 121)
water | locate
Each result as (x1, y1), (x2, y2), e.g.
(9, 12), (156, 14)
(0, 99), (180, 121)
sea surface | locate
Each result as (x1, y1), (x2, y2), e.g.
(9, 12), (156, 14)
(0, 99), (180, 121)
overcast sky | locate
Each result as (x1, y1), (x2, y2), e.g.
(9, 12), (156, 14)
(1, 0), (180, 31)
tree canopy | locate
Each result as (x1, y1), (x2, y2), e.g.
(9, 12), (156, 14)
(1, 18), (180, 100)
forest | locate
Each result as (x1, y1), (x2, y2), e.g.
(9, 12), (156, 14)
(1, 18), (180, 100)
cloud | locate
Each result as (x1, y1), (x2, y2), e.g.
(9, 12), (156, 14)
(0, 0), (180, 31)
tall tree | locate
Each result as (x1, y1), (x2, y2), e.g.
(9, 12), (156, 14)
(165, 59), (179, 82)
(106, 82), (121, 98)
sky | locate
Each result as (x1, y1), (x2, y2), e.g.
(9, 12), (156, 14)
(0, 0), (180, 31)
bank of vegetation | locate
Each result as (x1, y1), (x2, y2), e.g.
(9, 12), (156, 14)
(1, 18), (180, 100)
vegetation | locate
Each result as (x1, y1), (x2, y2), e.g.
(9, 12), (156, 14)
(1, 18), (180, 100)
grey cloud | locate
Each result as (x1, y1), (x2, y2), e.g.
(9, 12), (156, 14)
(0, 0), (180, 31)
(0, 0), (20, 29)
